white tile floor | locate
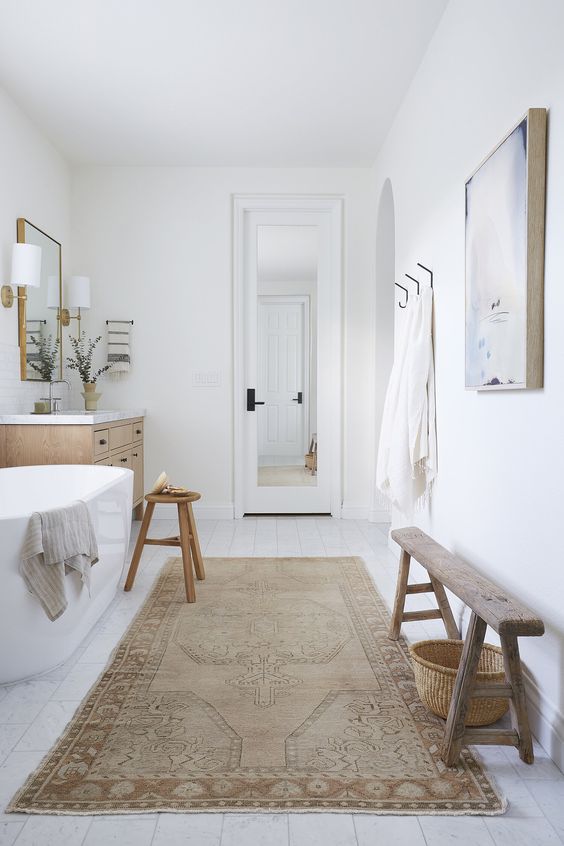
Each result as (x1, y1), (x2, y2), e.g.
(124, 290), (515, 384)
(0, 517), (562, 845)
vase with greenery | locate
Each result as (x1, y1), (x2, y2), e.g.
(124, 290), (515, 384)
(66, 332), (112, 411)
(28, 334), (60, 382)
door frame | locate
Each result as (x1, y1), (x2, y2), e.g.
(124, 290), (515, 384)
(257, 294), (311, 462)
(233, 194), (343, 518)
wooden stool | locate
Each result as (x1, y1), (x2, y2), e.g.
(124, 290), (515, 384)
(124, 491), (205, 603)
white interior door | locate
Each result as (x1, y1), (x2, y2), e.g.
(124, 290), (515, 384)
(234, 199), (342, 516)
(258, 298), (308, 461)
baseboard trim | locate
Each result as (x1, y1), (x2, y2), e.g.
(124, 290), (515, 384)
(369, 508), (391, 523)
(152, 502), (235, 520)
(524, 670), (564, 773)
(341, 505), (369, 520)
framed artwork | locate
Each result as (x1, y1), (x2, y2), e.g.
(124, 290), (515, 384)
(465, 108), (547, 390)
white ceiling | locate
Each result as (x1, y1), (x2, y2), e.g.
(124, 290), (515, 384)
(0, 0), (447, 167)
(258, 226), (318, 283)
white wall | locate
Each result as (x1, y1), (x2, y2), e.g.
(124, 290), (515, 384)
(0, 86), (71, 412)
(71, 167), (373, 516)
(371, 0), (564, 766)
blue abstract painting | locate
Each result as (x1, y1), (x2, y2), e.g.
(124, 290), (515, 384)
(465, 118), (527, 388)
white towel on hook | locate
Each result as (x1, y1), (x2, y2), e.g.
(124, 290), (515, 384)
(106, 322), (131, 377)
(376, 287), (437, 516)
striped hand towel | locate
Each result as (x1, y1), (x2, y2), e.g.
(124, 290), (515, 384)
(20, 501), (99, 621)
(106, 321), (131, 377)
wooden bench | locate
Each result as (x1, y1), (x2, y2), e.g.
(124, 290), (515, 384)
(389, 527), (544, 766)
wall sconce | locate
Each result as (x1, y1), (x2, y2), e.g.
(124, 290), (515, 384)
(62, 275), (90, 336)
(1, 243), (42, 308)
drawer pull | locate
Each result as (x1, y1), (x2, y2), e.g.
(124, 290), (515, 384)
(135, 429), (142, 435)
(99, 438), (107, 445)
(120, 457), (128, 463)
(132, 452), (138, 457)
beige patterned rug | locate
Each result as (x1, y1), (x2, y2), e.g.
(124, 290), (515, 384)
(9, 556), (504, 815)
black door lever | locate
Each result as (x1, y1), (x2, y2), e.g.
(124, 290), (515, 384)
(247, 388), (265, 411)
(291, 392), (303, 404)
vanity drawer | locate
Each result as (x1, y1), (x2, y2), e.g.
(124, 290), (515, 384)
(95, 456), (113, 466)
(112, 448), (132, 469)
(110, 424), (133, 452)
(93, 429), (110, 456)
(132, 420), (144, 442)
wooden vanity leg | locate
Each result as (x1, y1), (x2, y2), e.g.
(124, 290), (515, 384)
(124, 501), (154, 591)
(178, 503), (196, 603)
(501, 633), (534, 764)
(186, 502), (205, 581)
(388, 550), (411, 640)
(133, 501), (144, 521)
(442, 612), (487, 766)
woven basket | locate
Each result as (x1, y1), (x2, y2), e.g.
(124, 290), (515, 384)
(409, 639), (509, 726)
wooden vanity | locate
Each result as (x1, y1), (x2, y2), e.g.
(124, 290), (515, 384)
(0, 411), (145, 519)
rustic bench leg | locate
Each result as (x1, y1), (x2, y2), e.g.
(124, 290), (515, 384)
(430, 575), (460, 639)
(124, 501), (155, 591)
(442, 612), (487, 766)
(388, 550), (411, 640)
(501, 633), (534, 764)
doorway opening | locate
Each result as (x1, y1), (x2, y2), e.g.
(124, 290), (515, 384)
(233, 196), (343, 517)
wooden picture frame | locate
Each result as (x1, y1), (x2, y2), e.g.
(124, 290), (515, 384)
(465, 108), (547, 390)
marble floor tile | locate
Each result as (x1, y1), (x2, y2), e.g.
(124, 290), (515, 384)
(484, 816), (562, 845)
(418, 815), (496, 845)
(354, 814), (426, 846)
(153, 812), (224, 846)
(0, 822), (23, 846)
(222, 813), (288, 846)
(15, 701), (79, 752)
(14, 815), (92, 846)
(288, 812), (357, 846)
(82, 815), (157, 845)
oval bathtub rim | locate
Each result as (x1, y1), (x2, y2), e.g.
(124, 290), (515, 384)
(0, 464), (133, 521)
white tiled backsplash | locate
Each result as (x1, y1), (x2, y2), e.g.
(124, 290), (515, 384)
(0, 342), (79, 413)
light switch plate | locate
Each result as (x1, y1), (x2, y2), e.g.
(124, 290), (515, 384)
(192, 371), (221, 387)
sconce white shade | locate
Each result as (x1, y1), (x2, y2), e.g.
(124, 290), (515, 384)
(67, 276), (90, 309)
(11, 243), (41, 288)
(47, 275), (60, 309)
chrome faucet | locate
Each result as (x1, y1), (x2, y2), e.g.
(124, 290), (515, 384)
(49, 379), (70, 414)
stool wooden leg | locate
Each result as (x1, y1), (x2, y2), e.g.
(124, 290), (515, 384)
(124, 501), (155, 591)
(501, 634), (534, 764)
(442, 612), (487, 766)
(388, 550), (411, 640)
(186, 502), (205, 581)
(178, 503), (196, 603)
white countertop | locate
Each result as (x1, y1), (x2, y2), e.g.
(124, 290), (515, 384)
(0, 409), (146, 425)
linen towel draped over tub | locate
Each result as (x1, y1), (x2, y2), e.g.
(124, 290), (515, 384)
(376, 286), (437, 516)
(20, 501), (99, 621)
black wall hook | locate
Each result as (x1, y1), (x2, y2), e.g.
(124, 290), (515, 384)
(395, 282), (409, 308)
(417, 263), (433, 288)
(405, 273), (420, 294)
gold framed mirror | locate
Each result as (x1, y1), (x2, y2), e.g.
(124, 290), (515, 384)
(17, 218), (63, 381)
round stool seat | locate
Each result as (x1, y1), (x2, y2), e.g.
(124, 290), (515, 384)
(145, 491), (201, 505)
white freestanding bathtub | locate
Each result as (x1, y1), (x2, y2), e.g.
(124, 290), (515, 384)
(0, 464), (133, 683)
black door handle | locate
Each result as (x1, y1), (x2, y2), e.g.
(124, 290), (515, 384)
(292, 392), (303, 404)
(246, 388), (265, 411)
